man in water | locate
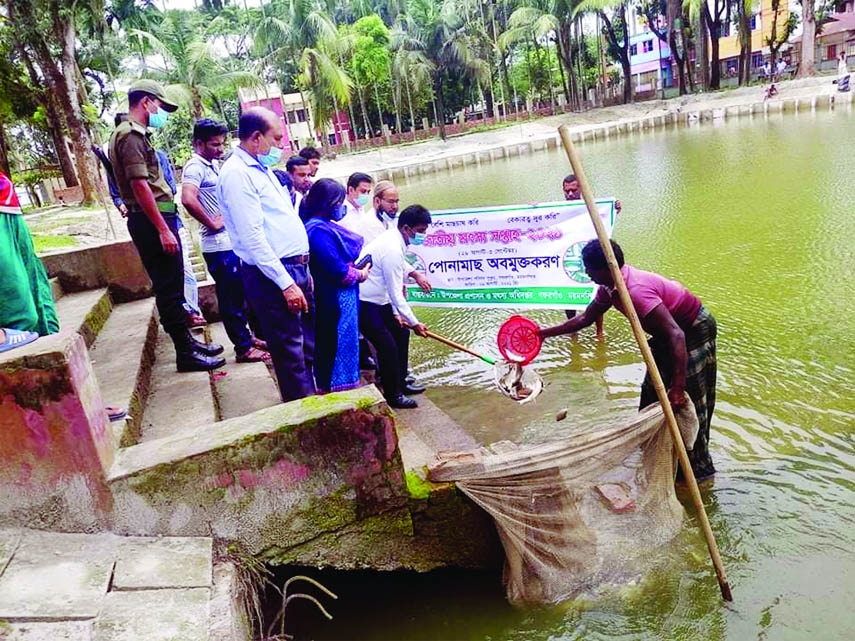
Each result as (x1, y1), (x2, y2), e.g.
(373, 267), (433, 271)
(539, 239), (718, 481)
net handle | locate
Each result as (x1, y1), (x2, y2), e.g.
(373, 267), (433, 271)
(424, 330), (497, 365)
(558, 124), (733, 602)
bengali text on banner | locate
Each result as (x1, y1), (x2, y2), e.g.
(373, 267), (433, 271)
(405, 199), (617, 309)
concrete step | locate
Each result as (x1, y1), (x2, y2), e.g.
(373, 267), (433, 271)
(207, 322), (281, 421)
(137, 330), (218, 442)
(49, 277), (63, 303)
(88, 298), (159, 449)
(53, 288), (112, 348)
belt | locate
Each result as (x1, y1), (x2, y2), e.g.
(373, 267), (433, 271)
(281, 254), (310, 265)
(129, 202), (178, 215)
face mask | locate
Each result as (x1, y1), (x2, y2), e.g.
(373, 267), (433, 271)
(148, 106), (169, 129)
(258, 144), (282, 167)
(411, 231), (427, 246)
(332, 204), (347, 222)
(356, 193), (370, 208)
(378, 209), (395, 224)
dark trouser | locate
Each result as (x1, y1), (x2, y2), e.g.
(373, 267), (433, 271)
(127, 212), (185, 335)
(359, 301), (409, 399)
(203, 249), (252, 354)
(241, 261), (315, 402)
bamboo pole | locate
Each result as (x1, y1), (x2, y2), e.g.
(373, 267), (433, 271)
(557, 124), (733, 602)
(424, 330), (497, 365)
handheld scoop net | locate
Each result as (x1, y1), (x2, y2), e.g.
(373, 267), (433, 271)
(497, 315), (543, 365)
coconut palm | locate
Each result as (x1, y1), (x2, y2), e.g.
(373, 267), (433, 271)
(298, 35), (353, 151)
(391, 22), (435, 140)
(404, 0), (490, 140)
(574, 0), (632, 103)
(129, 11), (262, 119)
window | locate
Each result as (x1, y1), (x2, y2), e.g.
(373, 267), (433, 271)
(287, 111), (297, 124)
(828, 44), (838, 60)
(296, 109), (307, 123)
(630, 44), (638, 56)
(717, 22), (731, 38)
(753, 53), (764, 68)
(643, 40), (654, 53)
(750, 14), (757, 30)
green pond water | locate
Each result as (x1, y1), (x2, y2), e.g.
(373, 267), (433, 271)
(312, 110), (855, 640)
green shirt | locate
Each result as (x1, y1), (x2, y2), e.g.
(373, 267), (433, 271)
(108, 120), (174, 207)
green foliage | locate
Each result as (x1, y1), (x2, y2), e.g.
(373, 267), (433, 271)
(151, 109), (196, 168)
(11, 167), (62, 188)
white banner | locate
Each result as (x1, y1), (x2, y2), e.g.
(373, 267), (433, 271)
(406, 199), (617, 309)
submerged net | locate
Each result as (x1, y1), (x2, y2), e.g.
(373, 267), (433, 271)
(428, 401), (698, 605)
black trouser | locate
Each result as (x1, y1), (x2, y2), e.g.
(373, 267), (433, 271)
(359, 301), (409, 399)
(241, 260), (315, 402)
(203, 249), (252, 354)
(127, 211), (185, 335)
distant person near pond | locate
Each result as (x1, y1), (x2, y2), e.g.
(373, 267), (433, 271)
(838, 52), (850, 92)
(301, 179), (371, 392)
(0, 171), (59, 353)
(538, 239), (718, 481)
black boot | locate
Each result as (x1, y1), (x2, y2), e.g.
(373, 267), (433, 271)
(169, 330), (226, 372)
(185, 329), (224, 356)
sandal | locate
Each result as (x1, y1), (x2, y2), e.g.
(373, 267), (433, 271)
(236, 346), (271, 363)
(0, 328), (39, 354)
(105, 406), (128, 422)
(251, 337), (268, 351)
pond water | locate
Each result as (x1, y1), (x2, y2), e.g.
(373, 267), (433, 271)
(311, 110), (855, 640)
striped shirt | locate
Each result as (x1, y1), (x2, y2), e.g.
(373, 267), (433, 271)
(182, 153), (232, 253)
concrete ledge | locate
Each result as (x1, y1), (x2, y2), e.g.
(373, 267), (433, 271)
(53, 288), (112, 349)
(108, 386), (409, 555)
(41, 241), (151, 303)
(0, 331), (113, 531)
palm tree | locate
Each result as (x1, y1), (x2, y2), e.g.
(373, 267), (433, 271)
(298, 35), (353, 151)
(129, 11), (261, 119)
(405, 0), (490, 140)
(575, 0), (632, 103)
(391, 29), (435, 140)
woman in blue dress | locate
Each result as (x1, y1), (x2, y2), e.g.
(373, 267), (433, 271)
(300, 179), (371, 392)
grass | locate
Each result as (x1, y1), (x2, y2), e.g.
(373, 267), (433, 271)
(32, 234), (77, 253)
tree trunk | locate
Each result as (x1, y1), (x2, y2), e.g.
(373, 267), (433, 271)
(668, 0), (687, 95)
(0, 120), (11, 176)
(387, 60), (403, 135)
(358, 87), (372, 139)
(192, 86), (204, 119)
(405, 74), (417, 141)
(434, 72), (447, 141)
(704, 3), (722, 89)
(372, 83), (386, 141)
(800, 0), (817, 76)
(698, 5), (711, 89)
(555, 36), (571, 107)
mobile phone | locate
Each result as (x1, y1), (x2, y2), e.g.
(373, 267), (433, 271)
(354, 254), (372, 269)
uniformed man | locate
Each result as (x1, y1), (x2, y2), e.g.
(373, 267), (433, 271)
(109, 79), (224, 371)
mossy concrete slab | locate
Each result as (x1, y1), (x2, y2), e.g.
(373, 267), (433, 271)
(0, 621), (93, 640)
(108, 386), (408, 555)
(113, 537), (212, 590)
(92, 588), (209, 641)
(0, 531), (116, 620)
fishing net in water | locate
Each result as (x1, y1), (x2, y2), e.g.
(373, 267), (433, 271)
(428, 400), (699, 605)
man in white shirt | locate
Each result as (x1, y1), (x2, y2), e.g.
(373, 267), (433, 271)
(359, 205), (431, 409)
(286, 155), (312, 211)
(218, 107), (316, 401)
(181, 118), (269, 364)
(340, 172), (374, 224)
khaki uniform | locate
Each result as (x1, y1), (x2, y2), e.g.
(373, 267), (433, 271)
(108, 120), (173, 208)
(108, 118), (184, 334)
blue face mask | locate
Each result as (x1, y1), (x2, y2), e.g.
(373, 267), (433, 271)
(356, 193), (370, 208)
(411, 231), (427, 246)
(258, 144), (282, 167)
(148, 106), (169, 129)
(332, 203), (347, 222)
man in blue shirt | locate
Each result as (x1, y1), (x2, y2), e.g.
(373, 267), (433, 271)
(217, 107), (316, 401)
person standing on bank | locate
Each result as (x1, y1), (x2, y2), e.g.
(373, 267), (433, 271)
(538, 239), (718, 481)
(301, 179), (371, 392)
(359, 205), (431, 409)
(218, 107), (316, 402)
(181, 118), (269, 364)
(109, 80), (224, 372)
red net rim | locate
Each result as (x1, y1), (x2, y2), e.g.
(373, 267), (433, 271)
(497, 315), (542, 365)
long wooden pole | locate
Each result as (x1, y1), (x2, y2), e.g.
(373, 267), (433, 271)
(557, 124), (733, 602)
